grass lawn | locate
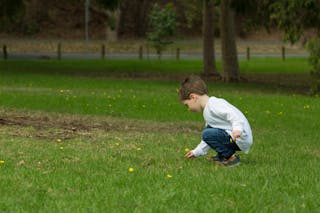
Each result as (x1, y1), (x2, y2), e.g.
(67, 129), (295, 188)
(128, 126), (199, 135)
(0, 59), (319, 212)
(0, 57), (311, 74)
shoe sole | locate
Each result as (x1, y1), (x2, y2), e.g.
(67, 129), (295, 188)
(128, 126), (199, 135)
(218, 161), (240, 167)
(206, 157), (220, 162)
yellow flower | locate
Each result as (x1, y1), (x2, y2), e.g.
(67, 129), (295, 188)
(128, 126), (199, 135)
(184, 148), (190, 152)
(60, 90), (64, 93)
(0, 160), (4, 164)
(128, 167), (134, 173)
(167, 174), (173, 179)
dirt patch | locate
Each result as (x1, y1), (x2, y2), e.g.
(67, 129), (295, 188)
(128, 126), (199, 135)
(0, 109), (200, 141)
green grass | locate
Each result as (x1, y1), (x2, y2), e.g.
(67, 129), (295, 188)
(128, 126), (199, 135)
(0, 57), (311, 75)
(0, 60), (319, 212)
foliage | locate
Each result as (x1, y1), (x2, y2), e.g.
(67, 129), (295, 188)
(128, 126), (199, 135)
(95, 0), (119, 11)
(266, 0), (320, 94)
(270, 0), (320, 43)
(230, 0), (276, 33)
(0, 0), (25, 33)
(306, 38), (320, 94)
(147, 3), (176, 59)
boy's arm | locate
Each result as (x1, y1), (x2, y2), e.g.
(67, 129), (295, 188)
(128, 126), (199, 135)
(185, 140), (211, 158)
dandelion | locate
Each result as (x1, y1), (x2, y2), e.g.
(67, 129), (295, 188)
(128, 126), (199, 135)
(128, 167), (134, 173)
(167, 174), (173, 179)
(0, 160), (4, 164)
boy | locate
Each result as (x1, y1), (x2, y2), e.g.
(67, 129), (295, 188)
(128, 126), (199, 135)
(178, 75), (253, 167)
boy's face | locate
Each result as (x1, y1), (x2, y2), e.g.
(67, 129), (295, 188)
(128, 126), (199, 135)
(182, 94), (202, 112)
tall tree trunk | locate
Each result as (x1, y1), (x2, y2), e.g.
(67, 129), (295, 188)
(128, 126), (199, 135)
(220, 0), (239, 82)
(202, 0), (219, 78)
(106, 8), (120, 41)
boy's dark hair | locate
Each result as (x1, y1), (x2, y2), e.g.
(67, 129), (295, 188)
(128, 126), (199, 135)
(178, 75), (208, 101)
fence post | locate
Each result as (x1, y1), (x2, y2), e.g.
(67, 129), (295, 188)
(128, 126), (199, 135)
(57, 43), (62, 60)
(3, 45), (8, 60)
(139, 45), (143, 60)
(176, 48), (180, 61)
(101, 44), (105, 59)
(282, 46), (285, 61)
(146, 43), (149, 60)
(246, 47), (250, 61)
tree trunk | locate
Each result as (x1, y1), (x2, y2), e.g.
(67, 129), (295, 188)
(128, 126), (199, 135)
(202, 0), (220, 79)
(220, 0), (239, 82)
(106, 8), (120, 41)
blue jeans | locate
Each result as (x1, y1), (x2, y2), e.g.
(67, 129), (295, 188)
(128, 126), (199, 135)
(202, 127), (240, 159)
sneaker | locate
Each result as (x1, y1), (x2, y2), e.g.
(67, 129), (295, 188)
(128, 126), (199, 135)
(218, 154), (240, 167)
(206, 154), (222, 162)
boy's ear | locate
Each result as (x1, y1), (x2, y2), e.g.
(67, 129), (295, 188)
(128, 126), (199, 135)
(189, 93), (197, 100)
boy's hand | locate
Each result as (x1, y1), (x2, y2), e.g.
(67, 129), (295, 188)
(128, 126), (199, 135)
(232, 130), (242, 141)
(185, 151), (195, 159)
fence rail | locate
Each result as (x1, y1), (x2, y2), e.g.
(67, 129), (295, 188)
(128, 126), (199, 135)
(1, 40), (309, 60)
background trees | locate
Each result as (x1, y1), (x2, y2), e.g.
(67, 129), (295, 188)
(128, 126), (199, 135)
(2, 0), (320, 91)
(0, 0), (25, 33)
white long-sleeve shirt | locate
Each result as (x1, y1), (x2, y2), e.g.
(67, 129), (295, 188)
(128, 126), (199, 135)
(192, 96), (253, 157)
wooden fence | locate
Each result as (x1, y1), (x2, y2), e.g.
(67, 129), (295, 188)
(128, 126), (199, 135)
(1, 43), (300, 61)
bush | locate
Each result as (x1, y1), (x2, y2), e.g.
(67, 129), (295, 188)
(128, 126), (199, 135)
(147, 3), (176, 59)
(306, 37), (320, 94)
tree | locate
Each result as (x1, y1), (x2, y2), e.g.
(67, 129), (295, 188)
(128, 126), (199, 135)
(93, 0), (120, 41)
(202, 0), (219, 78)
(147, 3), (176, 60)
(219, 0), (239, 82)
